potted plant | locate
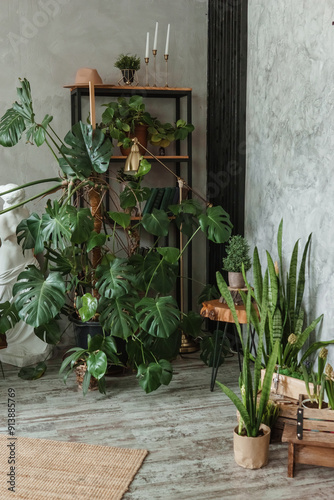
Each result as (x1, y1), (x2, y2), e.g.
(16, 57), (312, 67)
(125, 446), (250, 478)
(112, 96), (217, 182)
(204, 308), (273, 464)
(222, 235), (251, 288)
(215, 271), (280, 469)
(114, 53), (141, 85)
(101, 95), (194, 156)
(0, 78), (233, 395)
(301, 347), (329, 409)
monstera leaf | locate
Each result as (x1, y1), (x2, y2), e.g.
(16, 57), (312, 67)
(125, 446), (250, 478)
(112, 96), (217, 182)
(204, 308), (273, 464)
(13, 266), (66, 328)
(0, 302), (19, 334)
(58, 122), (113, 178)
(96, 258), (134, 298)
(0, 79), (52, 147)
(34, 319), (62, 345)
(119, 182), (150, 209)
(141, 208), (170, 237)
(16, 213), (43, 254)
(137, 359), (173, 393)
(142, 252), (178, 294)
(136, 296), (180, 338)
(98, 295), (138, 339)
(66, 206), (94, 244)
(198, 206), (233, 243)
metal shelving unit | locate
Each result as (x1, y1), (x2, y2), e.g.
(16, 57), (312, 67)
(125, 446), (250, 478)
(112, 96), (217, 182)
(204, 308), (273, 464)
(64, 84), (193, 311)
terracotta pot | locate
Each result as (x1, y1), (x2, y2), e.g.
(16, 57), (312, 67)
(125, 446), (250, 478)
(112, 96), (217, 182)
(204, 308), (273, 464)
(233, 424), (271, 469)
(120, 124), (148, 156)
(75, 363), (98, 392)
(228, 271), (245, 289)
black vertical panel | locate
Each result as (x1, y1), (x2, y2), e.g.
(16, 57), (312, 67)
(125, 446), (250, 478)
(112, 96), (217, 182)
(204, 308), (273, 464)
(207, 0), (248, 286)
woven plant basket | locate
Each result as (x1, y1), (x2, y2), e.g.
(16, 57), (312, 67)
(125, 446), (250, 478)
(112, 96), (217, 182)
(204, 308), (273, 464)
(75, 363), (98, 392)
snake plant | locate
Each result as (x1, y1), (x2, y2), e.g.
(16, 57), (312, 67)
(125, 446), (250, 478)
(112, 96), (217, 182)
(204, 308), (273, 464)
(216, 271), (280, 437)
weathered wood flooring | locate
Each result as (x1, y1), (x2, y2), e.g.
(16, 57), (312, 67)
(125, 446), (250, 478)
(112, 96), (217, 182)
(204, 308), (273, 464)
(1, 351), (334, 499)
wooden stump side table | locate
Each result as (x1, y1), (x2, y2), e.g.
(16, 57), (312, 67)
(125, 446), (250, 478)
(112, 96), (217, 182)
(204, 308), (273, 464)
(200, 300), (255, 391)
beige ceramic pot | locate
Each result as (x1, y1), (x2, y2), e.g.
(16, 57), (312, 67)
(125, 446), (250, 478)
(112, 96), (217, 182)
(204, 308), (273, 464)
(233, 424), (271, 469)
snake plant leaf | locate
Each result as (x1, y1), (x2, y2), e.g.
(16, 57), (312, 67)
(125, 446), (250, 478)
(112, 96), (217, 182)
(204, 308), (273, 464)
(199, 206), (232, 244)
(108, 211), (131, 229)
(156, 247), (180, 264)
(295, 233), (312, 321)
(97, 294), (138, 339)
(96, 258), (134, 298)
(66, 206), (94, 244)
(34, 319), (62, 345)
(266, 251), (278, 314)
(0, 108), (26, 146)
(78, 293), (98, 323)
(87, 351), (108, 380)
(300, 338), (334, 365)
(13, 266), (66, 328)
(141, 208), (170, 237)
(256, 340), (280, 433)
(287, 239), (299, 330)
(252, 247), (263, 307)
(0, 301), (19, 334)
(86, 231), (107, 253)
(58, 122), (113, 178)
(18, 361), (47, 381)
(216, 381), (252, 434)
(136, 296), (180, 338)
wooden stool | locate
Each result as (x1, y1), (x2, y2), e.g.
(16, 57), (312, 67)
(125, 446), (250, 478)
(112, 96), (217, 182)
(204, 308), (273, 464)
(282, 405), (334, 477)
(200, 300), (256, 391)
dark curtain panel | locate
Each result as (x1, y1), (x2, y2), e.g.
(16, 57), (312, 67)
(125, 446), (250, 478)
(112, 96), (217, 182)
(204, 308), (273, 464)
(207, 0), (248, 286)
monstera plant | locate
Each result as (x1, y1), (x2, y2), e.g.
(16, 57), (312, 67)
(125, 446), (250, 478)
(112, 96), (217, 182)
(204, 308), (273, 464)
(0, 78), (232, 395)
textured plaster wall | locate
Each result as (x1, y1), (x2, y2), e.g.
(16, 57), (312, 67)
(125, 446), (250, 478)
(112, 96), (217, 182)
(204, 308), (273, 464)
(0, 0), (208, 302)
(246, 1), (334, 355)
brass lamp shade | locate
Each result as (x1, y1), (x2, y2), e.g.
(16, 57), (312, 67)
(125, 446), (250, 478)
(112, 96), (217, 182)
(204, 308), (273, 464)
(124, 138), (140, 174)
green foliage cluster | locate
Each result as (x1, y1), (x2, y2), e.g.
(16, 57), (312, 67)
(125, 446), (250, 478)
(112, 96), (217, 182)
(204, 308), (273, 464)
(222, 235), (251, 273)
(101, 95), (194, 149)
(0, 78), (233, 395)
(114, 53), (141, 71)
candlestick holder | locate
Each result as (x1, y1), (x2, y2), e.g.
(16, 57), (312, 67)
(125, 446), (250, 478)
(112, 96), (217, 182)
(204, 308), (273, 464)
(164, 54), (169, 87)
(144, 57), (149, 87)
(152, 49), (157, 87)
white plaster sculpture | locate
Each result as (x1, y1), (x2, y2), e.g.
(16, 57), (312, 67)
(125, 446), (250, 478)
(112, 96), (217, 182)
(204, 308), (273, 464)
(0, 184), (52, 367)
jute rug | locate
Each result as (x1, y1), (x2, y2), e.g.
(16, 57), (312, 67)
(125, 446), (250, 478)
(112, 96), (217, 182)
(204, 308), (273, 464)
(0, 434), (148, 499)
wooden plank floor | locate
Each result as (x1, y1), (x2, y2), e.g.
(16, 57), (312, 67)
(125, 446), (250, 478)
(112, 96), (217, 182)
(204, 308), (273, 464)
(1, 351), (334, 499)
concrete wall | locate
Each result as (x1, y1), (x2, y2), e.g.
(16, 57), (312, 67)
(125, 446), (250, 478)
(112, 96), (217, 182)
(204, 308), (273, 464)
(246, 1), (334, 357)
(0, 0), (208, 305)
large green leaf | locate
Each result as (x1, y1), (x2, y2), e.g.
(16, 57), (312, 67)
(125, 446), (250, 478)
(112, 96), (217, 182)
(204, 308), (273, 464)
(66, 206), (94, 244)
(0, 302), (19, 334)
(136, 359), (173, 393)
(34, 319), (62, 345)
(136, 296), (180, 338)
(78, 293), (98, 322)
(18, 361), (47, 381)
(16, 213), (44, 254)
(58, 122), (113, 178)
(98, 295), (138, 339)
(0, 108), (26, 147)
(180, 311), (203, 338)
(40, 200), (72, 250)
(13, 266), (66, 328)
(199, 206), (232, 243)
(197, 284), (220, 304)
(87, 351), (108, 380)
(96, 258), (134, 298)
(156, 247), (180, 264)
(108, 211), (131, 229)
(86, 231), (107, 252)
(141, 208), (170, 236)
(119, 182), (150, 209)
(200, 331), (230, 367)
(142, 252), (178, 294)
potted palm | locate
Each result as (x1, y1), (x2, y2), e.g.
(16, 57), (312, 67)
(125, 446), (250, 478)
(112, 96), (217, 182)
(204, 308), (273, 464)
(222, 235), (251, 288)
(0, 78), (233, 395)
(114, 53), (140, 85)
(215, 271), (279, 469)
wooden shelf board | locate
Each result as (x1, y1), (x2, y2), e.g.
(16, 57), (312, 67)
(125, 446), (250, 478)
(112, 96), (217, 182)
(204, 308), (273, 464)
(64, 84), (192, 91)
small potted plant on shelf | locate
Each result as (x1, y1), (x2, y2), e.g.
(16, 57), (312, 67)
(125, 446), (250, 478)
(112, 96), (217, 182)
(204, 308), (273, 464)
(0, 78), (232, 395)
(215, 271), (280, 469)
(222, 234), (251, 288)
(114, 53), (141, 85)
(100, 95), (194, 156)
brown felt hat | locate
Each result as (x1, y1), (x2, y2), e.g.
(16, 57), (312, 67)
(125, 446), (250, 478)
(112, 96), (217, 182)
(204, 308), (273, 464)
(74, 68), (103, 85)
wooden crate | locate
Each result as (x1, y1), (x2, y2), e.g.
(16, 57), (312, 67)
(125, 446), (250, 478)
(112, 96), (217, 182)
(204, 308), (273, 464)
(261, 369), (314, 400)
(282, 403), (334, 477)
(265, 393), (300, 442)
